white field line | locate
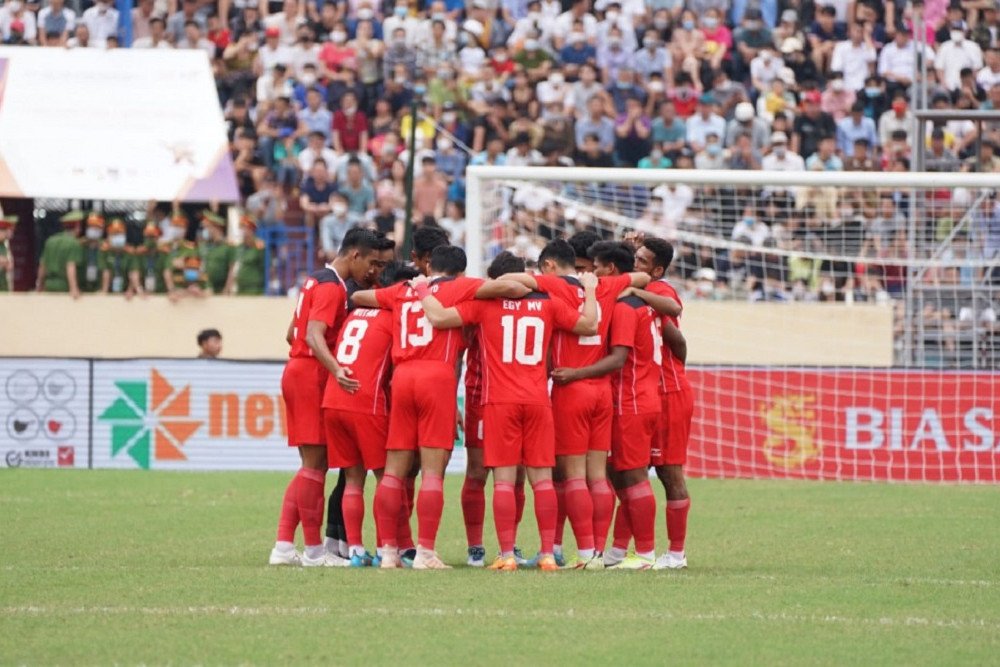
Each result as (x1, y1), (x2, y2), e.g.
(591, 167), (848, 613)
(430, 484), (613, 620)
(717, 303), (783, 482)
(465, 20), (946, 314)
(1, 606), (999, 631)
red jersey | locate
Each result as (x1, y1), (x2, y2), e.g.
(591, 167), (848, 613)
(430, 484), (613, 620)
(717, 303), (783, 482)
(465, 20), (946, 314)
(464, 328), (485, 408)
(646, 278), (690, 394)
(536, 273), (631, 377)
(322, 307), (393, 415)
(289, 266), (349, 359)
(609, 296), (663, 415)
(456, 292), (580, 406)
(374, 275), (483, 367)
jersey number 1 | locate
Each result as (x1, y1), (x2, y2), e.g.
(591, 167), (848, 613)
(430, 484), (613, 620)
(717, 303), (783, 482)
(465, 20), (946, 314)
(500, 315), (544, 364)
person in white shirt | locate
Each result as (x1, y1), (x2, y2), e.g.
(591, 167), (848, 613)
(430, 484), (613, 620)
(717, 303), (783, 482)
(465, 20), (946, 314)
(685, 95), (727, 152)
(830, 21), (877, 91)
(878, 29), (935, 93)
(80, 0), (119, 47)
(414, 0), (456, 46)
(750, 47), (783, 94)
(257, 28), (293, 74)
(37, 0), (76, 46)
(298, 132), (338, 172)
(177, 20), (215, 56)
(381, 0), (421, 46)
(132, 16), (172, 48)
(977, 47), (1000, 91)
(536, 70), (570, 106)
(761, 132), (804, 172)
(0, 0), (37, 43)
(650, 183), (694, 227)
(937, 28), (984, 91)
(508, 0), (556, 47)
(262, 0), (305, 46)
(551, 0), (597, 50)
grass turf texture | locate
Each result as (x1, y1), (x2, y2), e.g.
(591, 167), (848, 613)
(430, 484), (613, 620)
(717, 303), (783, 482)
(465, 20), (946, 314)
(1, 471), (998, 665)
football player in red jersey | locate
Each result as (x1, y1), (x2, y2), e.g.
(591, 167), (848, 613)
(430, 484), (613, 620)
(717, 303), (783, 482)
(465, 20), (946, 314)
(504, 239), (652, 569)
(323, 261), (420, 567)
(352, 245), (528, 569)
(461, 252), (531, 567)
(634, 237), (694, 570)
(270, 228), (382, 568)
(326, 232), (398, 559)
(416, 269), (599, 571)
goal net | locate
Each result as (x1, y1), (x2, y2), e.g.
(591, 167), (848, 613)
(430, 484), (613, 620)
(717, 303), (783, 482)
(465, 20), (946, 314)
(465, 167), (1000, 483)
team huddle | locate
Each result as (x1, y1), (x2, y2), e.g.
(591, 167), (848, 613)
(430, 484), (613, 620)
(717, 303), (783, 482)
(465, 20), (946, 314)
(269, 224), (694, 571)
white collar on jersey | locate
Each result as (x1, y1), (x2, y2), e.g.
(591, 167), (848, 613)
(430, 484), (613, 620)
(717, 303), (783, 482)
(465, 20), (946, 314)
(324, 262), (344, 284)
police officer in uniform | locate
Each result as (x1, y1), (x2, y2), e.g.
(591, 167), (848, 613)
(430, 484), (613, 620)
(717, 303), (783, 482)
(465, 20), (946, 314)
(225, 214), (266, 295)
(198, 210), (234, 294)
(99, 218), (139, 298)
(135, 222), (168, 295)
(0, 215), (16, 292)
(81, 212), (106, 293)
(37, 210), (85, 298)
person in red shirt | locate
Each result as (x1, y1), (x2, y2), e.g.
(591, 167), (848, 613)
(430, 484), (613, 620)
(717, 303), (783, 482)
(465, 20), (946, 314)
(270, 227), (383, 568)
(460, 252), (530, 568)
(331, 91), (368, 154)
(323, 261), (420, 567)
(548, 241), (663, 570)
(504, 239), (653, 569)
(634, 237), (694, 571)
(352, 245), (528, 569)
(416, 268), (599, 572)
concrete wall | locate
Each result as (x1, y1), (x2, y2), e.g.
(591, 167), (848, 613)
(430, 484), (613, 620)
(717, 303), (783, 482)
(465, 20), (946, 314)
(0, 295), (895, 366)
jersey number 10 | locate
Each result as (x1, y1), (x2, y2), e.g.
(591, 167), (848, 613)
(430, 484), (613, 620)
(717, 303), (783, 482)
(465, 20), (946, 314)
(500, 315), (544, 364)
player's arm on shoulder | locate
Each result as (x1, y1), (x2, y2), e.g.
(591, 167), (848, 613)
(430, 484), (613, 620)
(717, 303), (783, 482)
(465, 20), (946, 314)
(497, 272), (539, 290)
(413, 277), (465, 328)
(662, 320), (687, 364)
(571, 271), (599, 335)
(351, 289), (381, 309)
(551, 345), (629, 384)
(626, 271), (650, 288)
(631, 287), (682, 317)
(474, 279), (531, 299)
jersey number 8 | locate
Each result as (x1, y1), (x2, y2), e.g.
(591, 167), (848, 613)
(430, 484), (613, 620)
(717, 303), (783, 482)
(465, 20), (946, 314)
(336, 319), (368, 364)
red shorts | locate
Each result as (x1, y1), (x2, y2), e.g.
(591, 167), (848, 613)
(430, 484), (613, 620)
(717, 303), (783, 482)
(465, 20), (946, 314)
(281, 357), (328, 447)
(324, 408), (388, 471)
(551, 380), (613, 456)
(651, 387), (694, 467)
(483, 403), (555, 468)
(610, 412), (659, 472)
(387, 361), (457, 451)
(464, 401), (484, 449)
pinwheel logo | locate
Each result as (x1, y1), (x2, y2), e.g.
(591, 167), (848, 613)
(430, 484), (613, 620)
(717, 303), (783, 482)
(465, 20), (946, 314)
(99, 369), (202, 469)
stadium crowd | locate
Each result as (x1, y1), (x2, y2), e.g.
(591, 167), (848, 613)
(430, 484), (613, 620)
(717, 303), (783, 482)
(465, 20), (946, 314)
(6, 0), (1000, 312)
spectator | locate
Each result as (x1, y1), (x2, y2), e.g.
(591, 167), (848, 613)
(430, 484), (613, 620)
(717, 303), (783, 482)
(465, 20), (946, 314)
(793, 90), (837, 160)
(197, 329), (223, 359)
(805, 135), (844, 170)
(383, 26), (418, 80)
(807, 5), (845, 74)
(297, 87), (332, 142)
(686, 93), (726, 152)
(878, 27), (934, 98)
(226, 217), (267, 296)
(830, 21), (878, 92)
(700, 7), (731, 73)
(694, 133), (725, 169)
(331, 91), (369, 154)
(576, 131), (614, 167)
(366, 193), (402, 236)
(438, 200), (465, 245)
(261, 0), (305, 47)
(836, 100), (879, 155)
(297, 131), (337, 172)
(761, 131), (805, 171)
(166, 0), (203, 44)
(290, 25), (321, 79)
(977, 47), (1000, 91)
(633, 29), (673, 82)
(246, 174), (288, 226)
(726, 132), (761, 170)
(575, 94), (615, 154)
(733, 8), (773, 80)
(732, 207), (771, 247)
(845, 137), (877, 171)
(133, 16), (171, 48)
(338, 157), (376, 215)
(178, 20), (215, 56)
(1, 0), (37, 44)
(434, 133), (467, 181)
(749, 45), (783, 95)
(412, 155), (448, 219)
(299, 160), (336, 227)
(559, 22), (597, 78)
(937, 25), (984, 91)
(925, 126), (961, 172)
(651, 100), (687, 154)
(38, 0), (76, 46)
(669, 8), (704, 84)
(878, 93), (913, 146)
(725, 102), (769, 153)
(637, 143), (672, 169)
(319, 194), (361, 260)
(821, 72), (857, 121)
(258, 26), (293, 73)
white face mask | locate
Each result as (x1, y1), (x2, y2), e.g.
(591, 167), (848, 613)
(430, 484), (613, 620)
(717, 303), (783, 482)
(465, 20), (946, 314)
(357, 8), (373, 19)
(331, 30), (346, 43)
(549, 73), (564, 85)
(109, 234), (127, 248)
(86, 227), (103, 240)
(332, 202), (348, 216)
(8, 1), (23, 11)
(605, 9), (618, 21)
(437, 137), (452, 150)
(951, 30), (964, 43)
(300, 73), (317, 86)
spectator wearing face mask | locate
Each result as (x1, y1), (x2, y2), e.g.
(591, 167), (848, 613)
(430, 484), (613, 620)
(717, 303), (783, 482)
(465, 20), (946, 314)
(558, 24), (596, 79)
(99, 219), (140, 298)
(830, 21), (877, 92)
(37, 0), (76, 46)
(937, 26), (984, 91)
(383, 26), (418, 80)
(80, 213), (106, 294)
(694, 133), (725, 169)
(725, 102), (769, 153)
(433, 133), (467, 182)
(382, 0), (421, 46)
(319, 194), (361, 260)
(80, 0), (119, 47)
(0, 0), (36, 43)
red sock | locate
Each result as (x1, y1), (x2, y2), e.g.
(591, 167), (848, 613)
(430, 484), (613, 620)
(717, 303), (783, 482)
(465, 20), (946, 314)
(375, 474), (403, 548)
(398, 476), (416, 550)
(276, 472), (301, 542)
(625, 481), (656, 555)
(372, 494), (382, 550)
(611, 487), (633, 551)
(589, 479), (615, 553)
(532, 479), (557, 554)
(553, 480), (567, 548)
(416, 472), (444, 551)
(493, 481), (516, 554)
(667, 498), (691, 552)
(461, 477), (487, 547)
(514, 480), (526, 528)
(342, 482), (364, 549)
(296, 467), (326, 547)
(564, 477), (595, 552)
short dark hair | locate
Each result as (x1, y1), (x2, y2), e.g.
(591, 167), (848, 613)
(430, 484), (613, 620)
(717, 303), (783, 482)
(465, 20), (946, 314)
(339, 227), (379, 254)
(149, 16), (165, 26)
(642, 237), (674, 271)
(197, 328), (221, 345)
(588, 241), (635, 273)
(412, 226), (450, 258)
(538, 239), (576, 269)
(380, 261), (419, 286)
(429, 245), (467, 275)
(487, 251), (525, 279)
(568, 231), (601, 260)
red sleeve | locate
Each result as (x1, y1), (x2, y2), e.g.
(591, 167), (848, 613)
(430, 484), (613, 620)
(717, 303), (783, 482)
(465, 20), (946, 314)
(449, 276), (484, 304)
(358, 112), (369, 133)
(597, 274), (631, 300)
(609, 301), (637, 349)
(373, 284), (403, 308)
(534, 273), (559, 293)
(308, 282), (346, 326)
(551, 298), (581, 332)
(454, 299), (485, 325)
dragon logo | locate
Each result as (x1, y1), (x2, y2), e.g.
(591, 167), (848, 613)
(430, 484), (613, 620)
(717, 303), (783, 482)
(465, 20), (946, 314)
(759, 394), (821, 469)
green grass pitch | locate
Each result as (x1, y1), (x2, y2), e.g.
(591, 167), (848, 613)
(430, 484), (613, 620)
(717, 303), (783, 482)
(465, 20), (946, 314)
(2, 470), (999, 665)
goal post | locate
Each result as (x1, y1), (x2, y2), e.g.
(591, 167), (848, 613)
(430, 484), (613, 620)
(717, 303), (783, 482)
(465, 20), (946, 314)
(464, 166), (1000, 483)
